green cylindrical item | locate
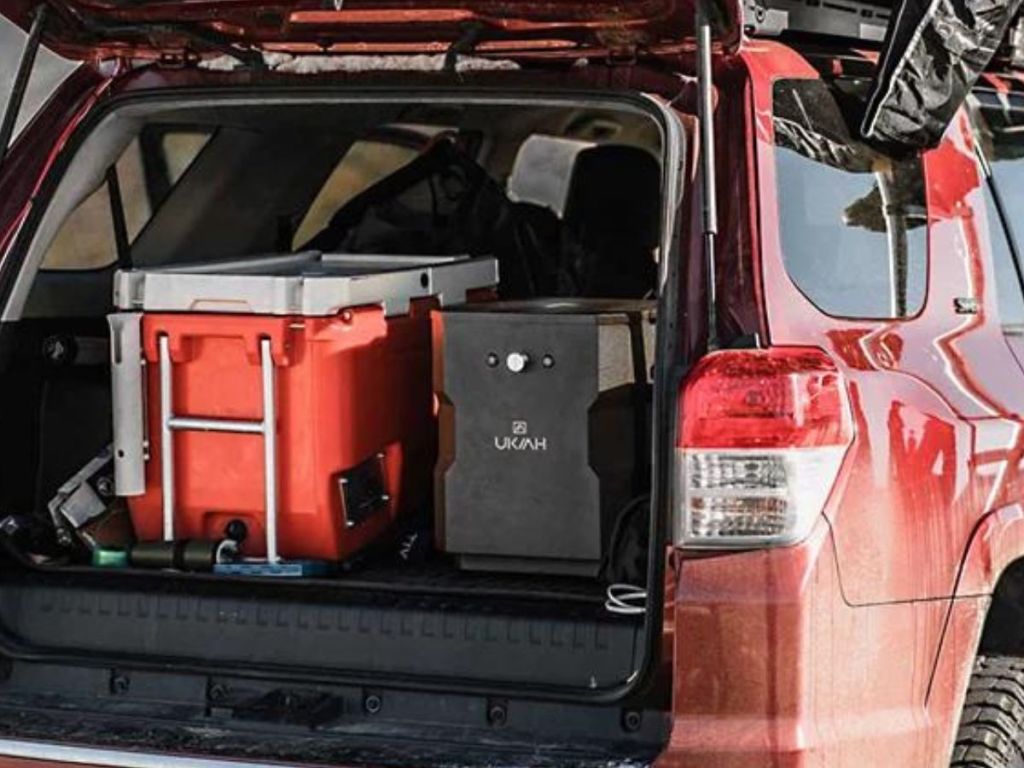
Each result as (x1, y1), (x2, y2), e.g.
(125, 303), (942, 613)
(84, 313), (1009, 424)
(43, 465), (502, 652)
(92, 548), (129, 568)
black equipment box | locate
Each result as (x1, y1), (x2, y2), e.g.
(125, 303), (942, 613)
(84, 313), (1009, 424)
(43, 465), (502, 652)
(434, 299), (655, 576)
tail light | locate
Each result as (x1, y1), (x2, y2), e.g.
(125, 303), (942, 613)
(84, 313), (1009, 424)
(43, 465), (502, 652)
(675, 347), (853, 549)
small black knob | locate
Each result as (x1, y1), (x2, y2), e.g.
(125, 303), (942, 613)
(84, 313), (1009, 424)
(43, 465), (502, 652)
(224, 519), (248, 543)
(622, 710), (643, 732)
(42, 335), (76, 367)
(487, 700), (508, 727)
(110, 673), (130, 696)
(364, 693), (383, 715)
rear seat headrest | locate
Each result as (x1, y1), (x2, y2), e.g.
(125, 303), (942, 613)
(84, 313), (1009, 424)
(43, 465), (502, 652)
(562, 145), (662, 249)
(506, 135), (595, 218)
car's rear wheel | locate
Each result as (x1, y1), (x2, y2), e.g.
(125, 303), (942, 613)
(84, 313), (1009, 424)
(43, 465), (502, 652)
(952, 656), (1024, 767)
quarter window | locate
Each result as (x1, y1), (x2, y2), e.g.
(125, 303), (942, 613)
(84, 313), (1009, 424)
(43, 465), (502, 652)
(974, 93), (1024, 333)
(982, 184), (1024, 332)
(773, 79), (928, 319)
(41, 130), (212, 271)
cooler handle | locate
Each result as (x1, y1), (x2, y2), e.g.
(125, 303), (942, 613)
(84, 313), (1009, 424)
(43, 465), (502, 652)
(157, 334), (280, 563)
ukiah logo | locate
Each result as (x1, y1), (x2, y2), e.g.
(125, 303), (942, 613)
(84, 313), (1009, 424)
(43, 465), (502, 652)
(494, 420), (548, 452)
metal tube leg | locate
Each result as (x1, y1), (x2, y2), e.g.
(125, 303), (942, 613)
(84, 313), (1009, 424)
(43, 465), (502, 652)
(158, 335), (175, 542)
(260, 338), (280, 564)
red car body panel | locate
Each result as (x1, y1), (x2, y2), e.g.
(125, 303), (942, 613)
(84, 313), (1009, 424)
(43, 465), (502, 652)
(658, 39), (1024, 767)
(0, 0), (743, 60)
(1, 16), (1024, 768)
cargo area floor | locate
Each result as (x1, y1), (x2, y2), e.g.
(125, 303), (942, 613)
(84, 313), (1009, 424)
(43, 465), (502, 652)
(0, 561), (640, 692)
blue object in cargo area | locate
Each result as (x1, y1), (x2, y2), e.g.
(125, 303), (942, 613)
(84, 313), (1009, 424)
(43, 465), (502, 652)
(213, 560), (334, 578)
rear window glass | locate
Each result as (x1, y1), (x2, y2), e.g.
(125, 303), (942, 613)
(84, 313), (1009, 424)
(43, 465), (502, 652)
(773, 79), (928, 319)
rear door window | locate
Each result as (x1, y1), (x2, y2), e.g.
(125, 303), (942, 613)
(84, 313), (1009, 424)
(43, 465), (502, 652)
(773, 79), (928, 319)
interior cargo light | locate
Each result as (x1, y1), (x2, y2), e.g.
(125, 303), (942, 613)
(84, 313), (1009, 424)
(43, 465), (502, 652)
(675, 347), (854, 548)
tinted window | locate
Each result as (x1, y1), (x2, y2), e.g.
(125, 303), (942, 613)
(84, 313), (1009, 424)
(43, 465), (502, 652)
(41, 131), (211, 271)
(982, 183), (1024, 331)
(774, 79), (928, 319)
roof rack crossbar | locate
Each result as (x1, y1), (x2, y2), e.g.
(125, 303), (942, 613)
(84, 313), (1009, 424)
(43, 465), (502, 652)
(744, 0), (892, 43)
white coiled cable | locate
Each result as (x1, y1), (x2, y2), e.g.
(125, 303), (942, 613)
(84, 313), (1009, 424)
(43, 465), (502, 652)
(605, 583), (648, 616)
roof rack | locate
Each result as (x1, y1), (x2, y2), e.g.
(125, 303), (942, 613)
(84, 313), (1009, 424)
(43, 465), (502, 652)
(996, 17), (1024, 70)
(744, 0), (892, 44)
(746, 0), (1024, 73)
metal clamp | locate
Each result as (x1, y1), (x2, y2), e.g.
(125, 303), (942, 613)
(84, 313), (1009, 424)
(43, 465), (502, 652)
(158, 334), (280, 563)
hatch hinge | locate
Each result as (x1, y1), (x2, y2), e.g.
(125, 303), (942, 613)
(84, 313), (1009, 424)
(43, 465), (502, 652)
(605, 44), (639, 66)
(443, 21), (488, 73)
(155, 50), (200, 69)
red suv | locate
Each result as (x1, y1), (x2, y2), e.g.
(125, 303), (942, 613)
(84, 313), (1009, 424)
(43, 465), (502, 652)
(1, 1), (1024, 767)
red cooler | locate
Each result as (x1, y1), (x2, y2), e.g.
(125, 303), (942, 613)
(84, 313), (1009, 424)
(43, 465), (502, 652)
(109, 253), (498, 563)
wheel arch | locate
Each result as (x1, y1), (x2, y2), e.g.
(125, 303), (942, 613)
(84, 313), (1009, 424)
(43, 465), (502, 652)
(978, 558), (1024, 656)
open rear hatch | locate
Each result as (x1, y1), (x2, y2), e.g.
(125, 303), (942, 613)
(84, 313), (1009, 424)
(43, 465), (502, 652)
(1, 0), (743, 60)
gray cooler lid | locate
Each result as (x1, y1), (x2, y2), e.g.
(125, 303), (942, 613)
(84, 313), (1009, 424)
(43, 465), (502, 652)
(113, 252), (499, 317)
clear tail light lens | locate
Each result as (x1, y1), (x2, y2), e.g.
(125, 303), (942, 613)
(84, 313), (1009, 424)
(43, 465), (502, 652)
(676, 347), (854, 549)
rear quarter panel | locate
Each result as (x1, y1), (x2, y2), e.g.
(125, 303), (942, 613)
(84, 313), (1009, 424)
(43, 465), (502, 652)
(747, 42), (1024, 608)
(661, 40), (1024, 768)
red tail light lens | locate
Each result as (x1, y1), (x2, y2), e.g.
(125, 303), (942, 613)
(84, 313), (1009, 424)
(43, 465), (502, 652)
(680, 348), (852, 450)
(676, 347), (853, 548)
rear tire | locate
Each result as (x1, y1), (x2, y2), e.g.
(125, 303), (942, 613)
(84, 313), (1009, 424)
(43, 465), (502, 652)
(952, 656), (1024, 767)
